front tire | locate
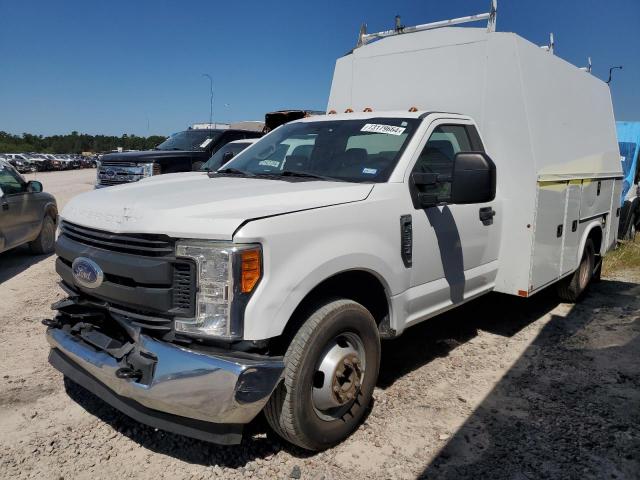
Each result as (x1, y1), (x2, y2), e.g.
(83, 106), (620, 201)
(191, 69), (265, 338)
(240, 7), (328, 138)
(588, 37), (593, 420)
(264, 299), (380, 451)
(557, 239), (595, 302)
(29, 216), (56, 254)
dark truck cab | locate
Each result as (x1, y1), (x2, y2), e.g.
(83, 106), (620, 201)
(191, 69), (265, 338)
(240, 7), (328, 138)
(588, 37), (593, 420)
(96, 128), (261, 188)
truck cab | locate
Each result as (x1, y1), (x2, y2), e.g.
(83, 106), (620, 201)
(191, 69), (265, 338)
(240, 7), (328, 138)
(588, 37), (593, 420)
(96, 128), (262, 188)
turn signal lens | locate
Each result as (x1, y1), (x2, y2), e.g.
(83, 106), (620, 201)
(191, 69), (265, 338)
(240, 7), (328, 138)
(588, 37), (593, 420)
(241, 249), (261, 293)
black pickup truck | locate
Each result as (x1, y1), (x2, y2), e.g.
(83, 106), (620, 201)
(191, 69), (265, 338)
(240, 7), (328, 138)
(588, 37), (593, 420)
(96, 128), (262, 188)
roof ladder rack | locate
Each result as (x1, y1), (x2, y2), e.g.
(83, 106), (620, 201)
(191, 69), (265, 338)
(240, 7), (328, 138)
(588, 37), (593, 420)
(540, 32), (555, 54)
(356, 0), (497, 48)
(580, 57), (592, 73)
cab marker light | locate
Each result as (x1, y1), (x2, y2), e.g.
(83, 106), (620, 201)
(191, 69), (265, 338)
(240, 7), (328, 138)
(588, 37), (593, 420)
(344, 108), (354, 113)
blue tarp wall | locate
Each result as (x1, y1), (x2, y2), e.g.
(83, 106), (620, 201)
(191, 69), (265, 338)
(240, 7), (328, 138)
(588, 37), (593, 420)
(616, 121), (640, 206)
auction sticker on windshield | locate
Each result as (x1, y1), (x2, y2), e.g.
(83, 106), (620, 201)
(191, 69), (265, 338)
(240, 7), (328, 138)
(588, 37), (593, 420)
(361, 124), (406, 135)
(200, 138), (213, 148)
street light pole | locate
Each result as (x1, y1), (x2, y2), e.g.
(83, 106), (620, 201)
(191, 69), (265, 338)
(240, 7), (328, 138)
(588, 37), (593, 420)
(202, 74), (214, 126)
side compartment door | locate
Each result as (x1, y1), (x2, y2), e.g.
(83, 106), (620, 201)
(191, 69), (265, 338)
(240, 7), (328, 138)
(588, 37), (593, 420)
(405, 122), (501, 325)
(560, 182), (582, 275)
(531, 182), (567, 290)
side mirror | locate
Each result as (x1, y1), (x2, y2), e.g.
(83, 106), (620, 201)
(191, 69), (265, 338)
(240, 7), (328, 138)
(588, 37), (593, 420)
(27, 180), (43, 193)
(221, 151), (235, 164)
(450, 152), (496, 204)
(411, 152), (495, 208)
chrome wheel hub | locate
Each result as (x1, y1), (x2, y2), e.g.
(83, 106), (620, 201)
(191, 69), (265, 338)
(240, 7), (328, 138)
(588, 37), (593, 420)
(312, 333), (366, 419)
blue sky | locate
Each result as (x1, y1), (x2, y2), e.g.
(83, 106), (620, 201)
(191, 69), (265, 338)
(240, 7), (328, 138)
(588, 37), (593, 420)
(1, 0), (638, 136)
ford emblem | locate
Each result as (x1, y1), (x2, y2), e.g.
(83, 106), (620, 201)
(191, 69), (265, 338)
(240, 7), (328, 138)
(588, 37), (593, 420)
(71, 257), (104, 289)
(106, 169), (115, 177)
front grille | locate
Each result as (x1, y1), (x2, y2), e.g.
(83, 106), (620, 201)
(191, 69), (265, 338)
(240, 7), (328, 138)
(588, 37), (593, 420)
(97, 161), (158, 186)
(57, 221), (197, 335)
(60, 221), (174, 257)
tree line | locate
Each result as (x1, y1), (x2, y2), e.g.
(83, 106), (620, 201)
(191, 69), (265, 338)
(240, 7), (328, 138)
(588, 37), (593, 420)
(0, 131), (167, 154)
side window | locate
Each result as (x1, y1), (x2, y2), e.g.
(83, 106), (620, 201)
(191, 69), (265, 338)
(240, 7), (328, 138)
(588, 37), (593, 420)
(412, 125), (472, 196)
(0, 164), (26, 195)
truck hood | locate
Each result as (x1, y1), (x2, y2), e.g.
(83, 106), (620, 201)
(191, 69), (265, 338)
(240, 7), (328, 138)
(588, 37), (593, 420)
(100, 150), (197, 163)
(61, 172), (374, 240)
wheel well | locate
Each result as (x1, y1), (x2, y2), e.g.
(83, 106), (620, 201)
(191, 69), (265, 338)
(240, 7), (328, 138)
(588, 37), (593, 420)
(587, 225), (603, 255)
(272, 270), (390, 355)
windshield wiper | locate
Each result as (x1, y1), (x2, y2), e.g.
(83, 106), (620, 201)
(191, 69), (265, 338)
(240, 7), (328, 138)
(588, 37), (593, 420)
(278, 170), (345, 182)
(210, 167), (255, 177)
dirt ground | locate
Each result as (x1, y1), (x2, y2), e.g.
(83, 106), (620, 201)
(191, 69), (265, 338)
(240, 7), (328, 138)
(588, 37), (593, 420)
(0, 169), (638, 479)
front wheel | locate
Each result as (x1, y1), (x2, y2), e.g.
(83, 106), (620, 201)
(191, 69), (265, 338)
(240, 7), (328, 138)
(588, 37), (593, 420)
(29, 216), (56, 255)
(264, 299), (380, 451)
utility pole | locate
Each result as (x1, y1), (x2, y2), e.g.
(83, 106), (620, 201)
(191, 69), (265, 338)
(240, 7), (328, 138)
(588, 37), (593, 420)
(202, 74), (214, 126)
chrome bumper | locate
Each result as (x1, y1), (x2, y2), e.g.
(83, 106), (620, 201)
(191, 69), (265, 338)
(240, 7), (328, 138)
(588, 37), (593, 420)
(46, 327), (283, 443)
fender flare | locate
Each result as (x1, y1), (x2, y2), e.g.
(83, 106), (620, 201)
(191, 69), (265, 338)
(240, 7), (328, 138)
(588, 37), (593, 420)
(271, 256), (395, 338)
(576, 221), (604, 266)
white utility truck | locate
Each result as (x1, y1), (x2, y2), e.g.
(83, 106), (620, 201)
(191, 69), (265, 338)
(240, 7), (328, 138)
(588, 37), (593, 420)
(44, 7), (622, 451)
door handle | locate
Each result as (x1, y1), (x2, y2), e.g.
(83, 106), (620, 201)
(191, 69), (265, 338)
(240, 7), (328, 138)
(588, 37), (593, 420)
(479, 207), (495, 225)
(1, 203), (8, 211)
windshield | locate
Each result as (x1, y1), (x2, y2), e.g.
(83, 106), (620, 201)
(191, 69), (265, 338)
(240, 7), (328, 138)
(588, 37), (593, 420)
(156, 130), (221, 151)
(221, 118), (419, 182)
(202, 142), (253, 171)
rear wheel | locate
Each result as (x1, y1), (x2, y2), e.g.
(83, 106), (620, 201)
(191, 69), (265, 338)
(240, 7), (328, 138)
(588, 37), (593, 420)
(29, 216), (55, 254)
(557, 239), (595, 302)
(264, 299), (380, 451)
(625, 215), (637, 241)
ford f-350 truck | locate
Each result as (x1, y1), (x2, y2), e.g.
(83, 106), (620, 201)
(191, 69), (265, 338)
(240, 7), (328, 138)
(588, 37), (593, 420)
(44, 14), (622, 451)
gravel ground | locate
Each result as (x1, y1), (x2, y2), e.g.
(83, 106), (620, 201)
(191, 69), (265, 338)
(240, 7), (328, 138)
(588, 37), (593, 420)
(0, 169), (638, 479)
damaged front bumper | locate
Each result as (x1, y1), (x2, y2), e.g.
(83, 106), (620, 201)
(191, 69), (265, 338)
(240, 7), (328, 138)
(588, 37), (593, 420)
(45, 312), (284, 445)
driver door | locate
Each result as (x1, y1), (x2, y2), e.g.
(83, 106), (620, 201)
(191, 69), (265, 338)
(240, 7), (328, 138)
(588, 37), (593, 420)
(404, 120), (501, 326)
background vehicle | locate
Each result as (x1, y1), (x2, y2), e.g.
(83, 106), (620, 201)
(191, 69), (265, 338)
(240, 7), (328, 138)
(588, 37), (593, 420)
(0, 159), (57, 254)
(44, 10), (621, 452)
(96, 127), (262, 188)
(26, 153), (55, 171)
(3, 154), (37, 173)
(201, 139), (259, 171)
(616, 121), (640, 240)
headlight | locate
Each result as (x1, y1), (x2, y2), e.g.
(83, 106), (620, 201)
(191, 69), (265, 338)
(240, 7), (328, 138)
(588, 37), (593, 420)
(142, 162), (155, 177)
(175, 240), (262, 339)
